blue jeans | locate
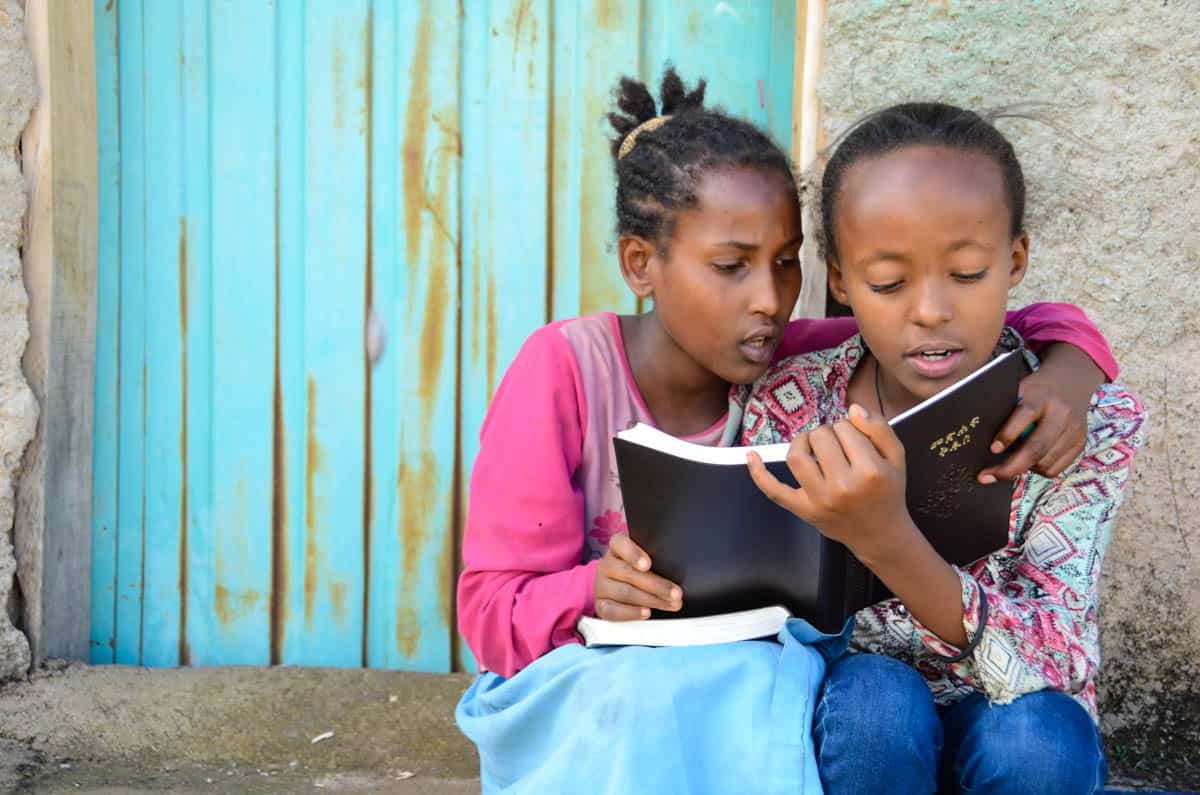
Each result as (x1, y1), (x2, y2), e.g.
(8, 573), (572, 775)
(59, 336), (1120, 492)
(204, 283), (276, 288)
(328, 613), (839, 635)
(813, 653), (1107, 794)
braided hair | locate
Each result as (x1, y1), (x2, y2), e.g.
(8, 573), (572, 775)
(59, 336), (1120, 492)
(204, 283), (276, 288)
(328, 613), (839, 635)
(609, 67), (799, 253)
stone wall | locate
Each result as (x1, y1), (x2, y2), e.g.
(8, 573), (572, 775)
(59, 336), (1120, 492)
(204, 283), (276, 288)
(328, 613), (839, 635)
(819, 0), (1199, 786)
(0, 0), (37, 681)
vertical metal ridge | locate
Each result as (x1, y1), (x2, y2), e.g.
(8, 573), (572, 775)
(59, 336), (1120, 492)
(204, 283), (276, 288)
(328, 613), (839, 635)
(635, 0), (646, 316)
(543, 0), (555, 324)
(361, 2), (375, 670)
(449, 0), (470, 674)
(178, 212), (189, 666)
(110, 0), (124, 664)
(269, 0), (286, 667)
(176, 0), (190, 669)
(136, 0), (149, 667)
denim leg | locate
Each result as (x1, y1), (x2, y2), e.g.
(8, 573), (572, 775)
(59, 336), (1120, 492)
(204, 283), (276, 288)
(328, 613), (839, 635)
(939, 690), (1107, 795)
(813, 653), (942, 795)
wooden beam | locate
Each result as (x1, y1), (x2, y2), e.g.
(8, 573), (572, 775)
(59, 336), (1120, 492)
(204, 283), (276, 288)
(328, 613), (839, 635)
(17, 0), (98, 663)
(792, 0), (828, 319)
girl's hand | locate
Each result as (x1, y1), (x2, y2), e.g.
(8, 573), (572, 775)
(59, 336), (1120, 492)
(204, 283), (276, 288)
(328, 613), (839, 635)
(593, 533), (683, 621)
(747, 405), (911, 555)
(978, 344), (1104, 483)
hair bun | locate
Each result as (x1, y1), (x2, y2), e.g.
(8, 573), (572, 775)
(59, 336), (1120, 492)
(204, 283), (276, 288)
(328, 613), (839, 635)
(659, 67), (706, 115)
(607, 66), (706, 160)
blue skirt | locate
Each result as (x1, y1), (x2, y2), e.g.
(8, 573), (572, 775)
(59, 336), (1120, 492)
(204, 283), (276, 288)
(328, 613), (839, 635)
(456, 619), (849, 795)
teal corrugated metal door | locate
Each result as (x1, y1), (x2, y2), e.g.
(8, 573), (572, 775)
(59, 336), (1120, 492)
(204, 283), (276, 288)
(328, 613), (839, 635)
(92, 0), (797, 669)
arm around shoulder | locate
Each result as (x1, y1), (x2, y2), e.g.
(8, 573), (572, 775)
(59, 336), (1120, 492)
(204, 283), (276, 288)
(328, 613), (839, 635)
(1005, 302), (1119, 381)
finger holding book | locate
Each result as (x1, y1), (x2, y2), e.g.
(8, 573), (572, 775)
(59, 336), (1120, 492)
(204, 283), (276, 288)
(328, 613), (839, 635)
(803, 406), (910, 551)
(594, 533), (684, 621)
(979, 354), (1095, 483)
(747, 404), (911, 554)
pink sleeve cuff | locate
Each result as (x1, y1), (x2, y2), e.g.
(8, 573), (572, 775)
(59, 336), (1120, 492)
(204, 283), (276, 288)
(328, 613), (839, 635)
(1005, 304), (1119, 381)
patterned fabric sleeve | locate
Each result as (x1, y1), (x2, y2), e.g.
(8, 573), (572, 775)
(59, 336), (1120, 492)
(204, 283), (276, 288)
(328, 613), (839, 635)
(908, 384), (1147, 704)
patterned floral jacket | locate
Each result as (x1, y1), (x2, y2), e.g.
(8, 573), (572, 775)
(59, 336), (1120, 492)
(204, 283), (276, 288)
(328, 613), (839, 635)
(740, 331), (1147, 719)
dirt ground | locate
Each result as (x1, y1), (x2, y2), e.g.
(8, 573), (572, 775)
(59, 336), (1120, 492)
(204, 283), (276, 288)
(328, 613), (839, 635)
(0, 662), (479, 793)
(0, 661), (1192, 793)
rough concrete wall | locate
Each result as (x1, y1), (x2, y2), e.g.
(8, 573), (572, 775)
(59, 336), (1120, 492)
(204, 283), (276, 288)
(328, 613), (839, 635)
(0, 0), (37, 681)
(819, 0), (1199, 787)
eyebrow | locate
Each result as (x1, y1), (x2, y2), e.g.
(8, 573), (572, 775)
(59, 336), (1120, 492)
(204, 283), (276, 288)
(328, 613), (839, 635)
(712, 235), (804, 251)
(945, 239), (990, 253)
(852, 238), (991, 268)
(852, 250), (909, 268)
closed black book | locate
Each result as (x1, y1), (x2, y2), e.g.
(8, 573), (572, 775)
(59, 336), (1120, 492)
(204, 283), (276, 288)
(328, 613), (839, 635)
(593, 349), (1025, 645)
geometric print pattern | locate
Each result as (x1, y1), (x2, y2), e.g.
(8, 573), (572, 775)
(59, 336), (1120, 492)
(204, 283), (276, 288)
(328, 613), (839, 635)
(740, 332), (1148, 720)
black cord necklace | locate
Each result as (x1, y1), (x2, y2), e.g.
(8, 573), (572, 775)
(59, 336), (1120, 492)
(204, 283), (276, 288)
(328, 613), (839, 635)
(873, 357), (887, 418)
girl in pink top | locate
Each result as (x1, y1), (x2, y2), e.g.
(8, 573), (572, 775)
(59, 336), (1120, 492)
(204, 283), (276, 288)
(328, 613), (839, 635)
(455, 71), (1117, 793)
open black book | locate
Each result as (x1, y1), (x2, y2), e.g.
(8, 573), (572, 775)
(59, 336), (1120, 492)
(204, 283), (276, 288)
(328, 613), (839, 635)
(577, 349), (1026, 648)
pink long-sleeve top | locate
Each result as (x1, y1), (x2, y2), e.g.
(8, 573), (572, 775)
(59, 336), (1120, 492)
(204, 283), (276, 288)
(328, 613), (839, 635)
(457, 306), (1118, 678)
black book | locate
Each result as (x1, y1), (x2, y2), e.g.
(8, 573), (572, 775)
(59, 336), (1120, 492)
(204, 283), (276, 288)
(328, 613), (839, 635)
(577, 349), (1025, 647)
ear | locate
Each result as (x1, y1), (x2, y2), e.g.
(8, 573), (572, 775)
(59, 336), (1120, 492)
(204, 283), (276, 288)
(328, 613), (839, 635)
(827, 258), (852, 307)
(1008, 232), (1030, 289)
(618, 235), (658, 299)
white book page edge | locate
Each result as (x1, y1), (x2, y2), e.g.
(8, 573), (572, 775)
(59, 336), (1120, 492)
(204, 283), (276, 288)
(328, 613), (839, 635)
(578, 605), (790, 647)
(616, 423), (792, 465)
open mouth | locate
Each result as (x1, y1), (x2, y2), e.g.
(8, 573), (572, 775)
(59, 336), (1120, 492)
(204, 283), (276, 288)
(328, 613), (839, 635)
(905, 346), (965, 378)
(739, 333), (778, 365)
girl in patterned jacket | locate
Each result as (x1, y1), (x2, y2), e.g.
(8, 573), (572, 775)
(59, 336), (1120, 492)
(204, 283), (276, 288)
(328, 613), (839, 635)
(746, 102), (1146, 795)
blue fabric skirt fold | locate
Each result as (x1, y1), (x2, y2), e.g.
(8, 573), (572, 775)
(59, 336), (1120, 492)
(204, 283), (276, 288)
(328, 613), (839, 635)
(456, 619), (850, 795)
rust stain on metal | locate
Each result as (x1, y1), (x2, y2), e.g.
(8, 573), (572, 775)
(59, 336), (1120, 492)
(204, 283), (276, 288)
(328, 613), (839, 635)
(419, 263), (449, 405)
(178, 218), (189, 334)
(509, 0), (540, 79)
(332, 42), (347, 131)
(402, 13), (432, 267)
(215, 584), (263, 626)
(105, 0), (114, 11)
(330, 581), (349, 624)
(270, 159), (287, 665)
(513, 0), (531, 49)
(395, 451), (438, 658)
(594, 0), (620, 31)
(486, 274), (498, 397)
(580, 166), (602, 312)
(394, 605), (420, 658)
(579, 115), (624, 315)
(403, 6), (454, 407)
(361, 10), (375, 668)
(436, 488), (454, 660)
(431, 113), (462, 157)
(214, 584), (231, 625)
(469, 224), (482, 365)
(304, 376), (323, 627)
(178, 218), (190, 665)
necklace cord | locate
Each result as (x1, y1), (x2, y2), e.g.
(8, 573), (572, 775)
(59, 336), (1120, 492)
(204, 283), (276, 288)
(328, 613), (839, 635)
(873, 357), (887, 418)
